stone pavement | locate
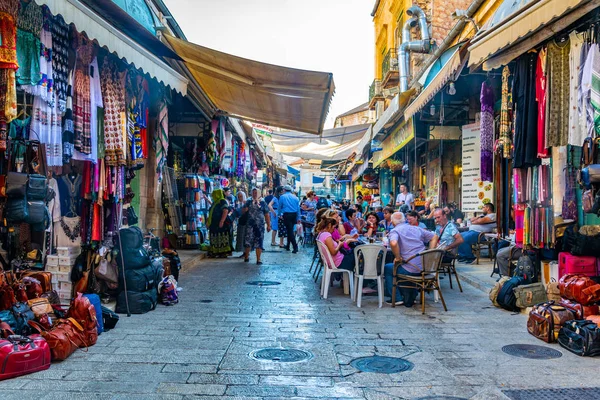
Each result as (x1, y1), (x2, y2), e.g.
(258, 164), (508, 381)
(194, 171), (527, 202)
(1, 246), (599, 400)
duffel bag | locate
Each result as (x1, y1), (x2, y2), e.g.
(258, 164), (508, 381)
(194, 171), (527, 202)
(489, 276), (510, 307)
(559, 298), (600, 319)
(527, 301), (575, 343)
(117, 227), (150, 270)
(559, 274), (600, 305)
(116, 289), (157, 315)
(66, 293), (98, 346)
(119, 262), (162, 293)
(82, 294), (103, 335)
(0, 334), (50, 381)
(101, 306), (119, 331)
(558, 319), (600, 357)
(21, 272), (52, 293)
(28, 318), (87, 361)
(497, 276), (525, 311)
(514, 282), (547, 309)
(0, 310), (17, 333)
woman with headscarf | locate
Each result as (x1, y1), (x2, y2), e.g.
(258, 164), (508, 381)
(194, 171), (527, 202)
(232, 191), (248, 253)
(243, 187), (271, 264)
(207, 189), (232, 258)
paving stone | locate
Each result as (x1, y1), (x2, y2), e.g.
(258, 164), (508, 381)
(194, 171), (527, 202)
(225, 384), (298, 397)
(156, 383), (227, 395)
(187, 373), (259, 384)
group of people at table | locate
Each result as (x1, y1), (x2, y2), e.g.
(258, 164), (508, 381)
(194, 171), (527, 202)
(315, 200), (498, 307)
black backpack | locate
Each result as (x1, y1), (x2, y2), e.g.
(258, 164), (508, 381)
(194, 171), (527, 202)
(497, 276), (525, 311)
(558, 320), (600, 356)
(513, 254), (534, 284)
(316, 197), (329, 210)
(101, 306), (119, 331)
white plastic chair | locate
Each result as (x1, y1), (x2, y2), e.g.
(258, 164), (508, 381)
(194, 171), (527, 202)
(353, 244), (386, 308)
(316, 240), (354, 300)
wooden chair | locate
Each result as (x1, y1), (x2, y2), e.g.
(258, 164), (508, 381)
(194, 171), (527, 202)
(392, 249), (447, 314)
(472, 231), (496, 265)
(438, 248), (462, 292)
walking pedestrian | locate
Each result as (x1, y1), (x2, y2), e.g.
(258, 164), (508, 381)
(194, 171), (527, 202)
(232, 191), (248, 253)
(268, 187), (280, 246)
(243, 188), (271, 265)
(207, 189), (232, 258)
(279, 185), (300, 253)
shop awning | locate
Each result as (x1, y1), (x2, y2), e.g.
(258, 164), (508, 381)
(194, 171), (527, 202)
(372, 88), (415, 136)
(404, 43), (468, 120)
(468, 0), (589, 68)
(482, 0), (600, 70)
(164, 34), (335, 135)
(287, 165), (301, 178)
(37, 0), (188, 94)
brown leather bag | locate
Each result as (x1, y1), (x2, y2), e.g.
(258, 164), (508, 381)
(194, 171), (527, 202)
(27, 298), (54, 319)
(22, 277), (43, 299)
(527, 301), (575, 343)
(28, 318), (87, 361)
(20, 271), (52, 293)
(559, 274), (600, 305)
(11, 282), (28, 303)
(66, 293), (98, 346)
(559, 298), (600, 319)
(0, 284), (17, 310)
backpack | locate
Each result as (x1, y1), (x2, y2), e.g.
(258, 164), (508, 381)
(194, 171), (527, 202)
(158, 276), (179, 306)
(316, 197), (329, 210)
(497, 276), (525, 311)
(514, 254), (534, 284)
(489, 276), (510, 307)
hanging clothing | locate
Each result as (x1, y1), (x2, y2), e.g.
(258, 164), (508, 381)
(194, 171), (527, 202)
(568, 31), (585, 146)
(23, 6), (53, 102)
(0, 0), (19, 70)
(480, 81), (494, 181)
(581, 43), (600, 138)
(73, 35), (94, 155)
(73, 56), (101, 162)
(9, 115), (30, 139)
(54, 216), (81, 248)
(0, 69), (17, 122)
(62, 71), (74, 163)
(31, 96), (62, 166)
(51, 15), (69, 112)
(535, 48), (549, 158)
(155, 100), (168, 182)
(513, 52), (540, 169)
(546, 40), (570, 147)
(498, 66), (512, 158)
(578, 42), (591, 138)
(101, 58), (126, 166)
(15, 0), (42, 87)
(57, 174), (82, 217)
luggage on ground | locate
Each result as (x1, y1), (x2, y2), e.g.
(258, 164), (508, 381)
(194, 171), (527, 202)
(558, 252), (598, 278)
(158, 276), (178, 306)
(0, 335), (50, 380)
(559, 274), (600, 305)
(119, 262), (162, 293)
(559, 298), (600, 319)
(546, 279), (562, 302)
(514, 283), (547, 309)
(527, 301), (575, 343)
(116, 288), (157, 314)
(101, 306), (119, 331)
(489, 276), (510, 307)
(28, 318), (88, 361)
(497, 276), (525, 311)
(66, 293), (98, 346)
(558, 319), (600, 356)
(82, 294), (104, 335)
(117, 227), (150, 270)
(514, 255), (534, 283)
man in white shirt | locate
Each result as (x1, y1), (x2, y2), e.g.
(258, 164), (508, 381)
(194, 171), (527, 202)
(457, 203), (497, 263)
(395, 184), (414, 210)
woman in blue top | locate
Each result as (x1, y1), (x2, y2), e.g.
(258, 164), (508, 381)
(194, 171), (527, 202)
(268, 192), (279, 246)
(302, 191), (317, 224)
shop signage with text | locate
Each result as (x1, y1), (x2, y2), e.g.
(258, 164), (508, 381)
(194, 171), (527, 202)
(461, 123), (494, 212)
(372, 118), (414, 167)
(252, 124), (273, 138)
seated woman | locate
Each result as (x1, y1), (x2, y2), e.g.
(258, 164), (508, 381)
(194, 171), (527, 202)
(316, 217), (357, 271)
(406, 210), (428, 229)
(364, 212), (380, 238)
(379, 206), (394, 233)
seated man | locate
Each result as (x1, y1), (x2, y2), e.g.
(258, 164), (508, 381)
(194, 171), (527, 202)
(384, 212), (438, 307)
(433, 208), (464, 262)
(444, 202), (465, 225)
(496, 245), (522, 276)
(457, 202), (497, 263)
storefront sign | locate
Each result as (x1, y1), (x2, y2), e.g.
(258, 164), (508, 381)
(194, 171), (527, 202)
(252, 124), (273, 138)
(461, 124), (494, 212)
(372, 118), (414, 167)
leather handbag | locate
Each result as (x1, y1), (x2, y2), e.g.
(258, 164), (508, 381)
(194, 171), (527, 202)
(558, 320), (600, 357)
(11, 282), (28, 303)
(0, 285), (16, 311)
(21, 272), (52, 293)
(5, 172), (28, 198)
(547, 279), (562, 302)
(27, 298), (53, 319)
(5, 197), (28, 223)
(559, 298), (600, 319)
(514, 283), (548, 309)
(25, 174), (47, 200)
(527, 301), (575, 343)
(40, 290), (60, 305)
(559, 274), (600, 305)
(28, 318), (87, 361)
(0, 334), (51, 380)
(26, 200), (47, 225)
(22, 277), (43, 299)
(66, 293), (98, 346)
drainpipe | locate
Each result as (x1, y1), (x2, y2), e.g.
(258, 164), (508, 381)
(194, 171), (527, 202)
(398, 6), (432, 92)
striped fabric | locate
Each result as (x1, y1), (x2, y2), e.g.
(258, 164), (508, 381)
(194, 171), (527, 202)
(155, 101), (168, 183)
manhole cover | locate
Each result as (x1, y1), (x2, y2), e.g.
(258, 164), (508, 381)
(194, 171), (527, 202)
(246, 281), (281, 286)
(503, 388), (600, 400)
(501, 344), (562, 360)
(200, 300), (212, 303)
(249, 348), (313, 363)
(350, 356), (413, 374)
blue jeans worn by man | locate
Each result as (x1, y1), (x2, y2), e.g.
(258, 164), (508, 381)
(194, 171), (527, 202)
(457, 230), (480, 262)
(384, 263), (421, 307)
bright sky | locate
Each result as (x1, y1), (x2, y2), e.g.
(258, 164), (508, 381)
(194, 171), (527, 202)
(165, 0), (375, 130)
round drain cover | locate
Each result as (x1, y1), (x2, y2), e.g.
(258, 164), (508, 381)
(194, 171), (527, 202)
(246, 281), (281, 286)
(200, 300), (212, 303)
(350, 356), (413, 374)
(501, 344), (562, 360)
(249, 348), (313, 363)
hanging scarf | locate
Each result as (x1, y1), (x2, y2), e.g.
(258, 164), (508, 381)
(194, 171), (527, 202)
(480, 81), (494, 182)
(499, 66), (512, 158)
(207, 189), (224, 227)
(155, 100), (168, 183)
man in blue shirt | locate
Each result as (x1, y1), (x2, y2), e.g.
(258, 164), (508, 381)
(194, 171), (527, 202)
(433, 208), (464, 263)
(278, 185), (301, 253)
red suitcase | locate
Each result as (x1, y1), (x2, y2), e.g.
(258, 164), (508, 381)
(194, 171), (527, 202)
(0, 335), (50, 380)
(558, 298), (600, 319)
(558, 252), (598, 278)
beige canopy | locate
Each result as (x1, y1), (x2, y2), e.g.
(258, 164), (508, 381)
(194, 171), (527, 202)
(164, 34), (335, 135)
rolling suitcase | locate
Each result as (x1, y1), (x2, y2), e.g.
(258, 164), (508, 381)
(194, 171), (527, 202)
(558, 252), (598, 278)
(0, 335), (50, 380)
